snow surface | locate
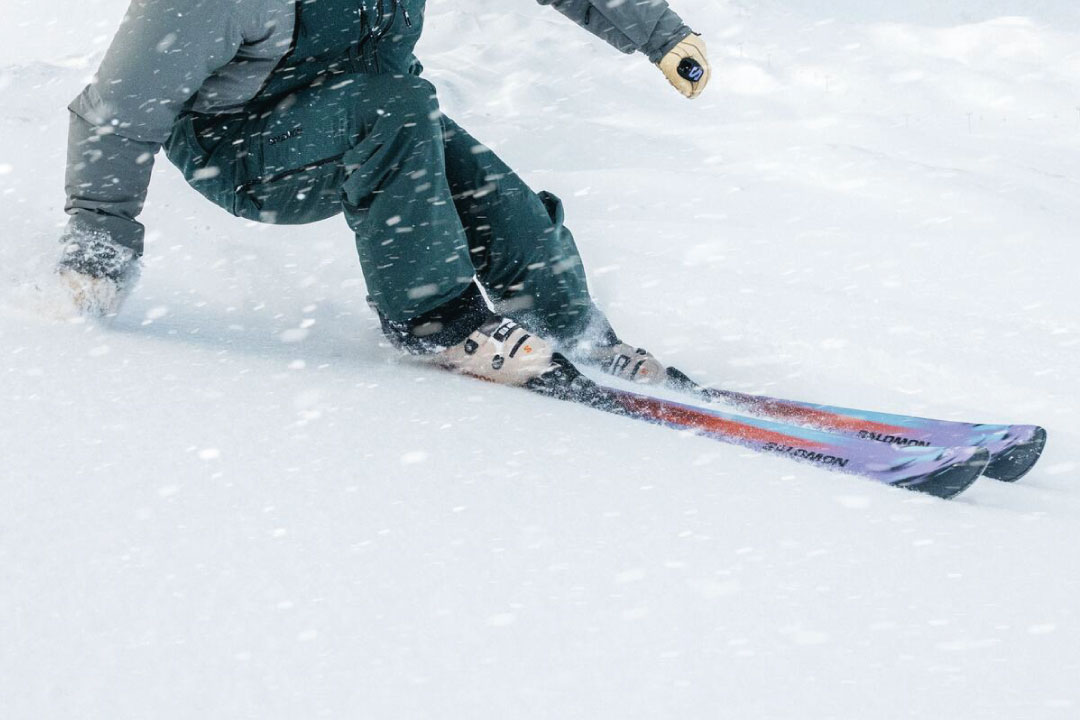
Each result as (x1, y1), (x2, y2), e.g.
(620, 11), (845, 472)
(2, 1), (1079, 717)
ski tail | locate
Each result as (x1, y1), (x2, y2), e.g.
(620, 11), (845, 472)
(527, 356), (985, 499)
(666, 367), (1045, 483)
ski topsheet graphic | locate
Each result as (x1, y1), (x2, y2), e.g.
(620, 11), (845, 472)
(519, 356), (990, 499)
(665, 368), (1047, 483)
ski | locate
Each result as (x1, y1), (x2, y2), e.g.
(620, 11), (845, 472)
(665, 367), (1046, 483)
(522, 356), (989, 499)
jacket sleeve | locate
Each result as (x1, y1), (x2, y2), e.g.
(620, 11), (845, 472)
(535, 0), (692, 63)
(64, 0), (243, 254)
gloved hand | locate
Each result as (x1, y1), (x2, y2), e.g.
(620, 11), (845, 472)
(55, 233), (141, 317)
(657, 33), (710, 100)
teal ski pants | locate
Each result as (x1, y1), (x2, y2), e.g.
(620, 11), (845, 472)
(166, 73), (595, 341)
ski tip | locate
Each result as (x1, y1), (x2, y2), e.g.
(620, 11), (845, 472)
(983, 425), (1047, 483)
(906, 446), (990, 500)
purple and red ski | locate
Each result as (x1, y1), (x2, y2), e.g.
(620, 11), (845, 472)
(525, 356), (990, 499)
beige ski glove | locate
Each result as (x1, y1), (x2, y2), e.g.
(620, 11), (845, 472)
(657, 33), (710, 99)
(55, 234), (141, 317)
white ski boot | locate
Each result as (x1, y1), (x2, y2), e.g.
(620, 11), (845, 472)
(581, 341), (667, 385)
(428, 315), (560, 386)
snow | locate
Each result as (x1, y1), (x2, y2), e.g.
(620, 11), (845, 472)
(1, 1), (1078, 717)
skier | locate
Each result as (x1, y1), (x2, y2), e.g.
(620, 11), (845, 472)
(57, 0), (710, 388)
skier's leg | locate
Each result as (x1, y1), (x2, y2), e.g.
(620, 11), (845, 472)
(166, 74), (483, 349)
(440, 118), (671, 384)
(336, 76), (480, 343)
(439, 118), (598, 343)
